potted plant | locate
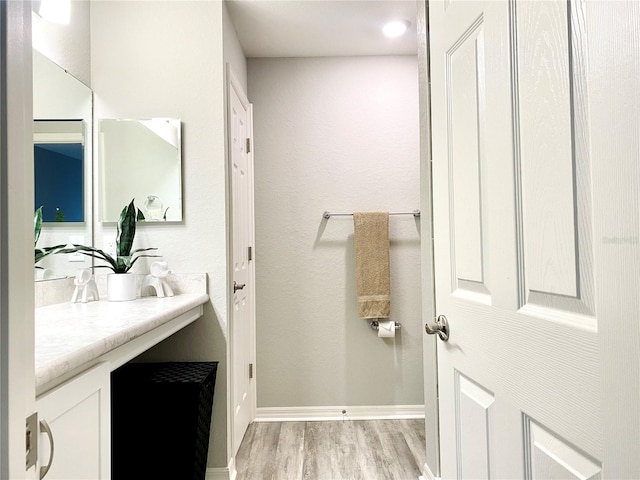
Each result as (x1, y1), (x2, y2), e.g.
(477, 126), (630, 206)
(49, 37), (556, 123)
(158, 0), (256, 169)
(65, 199), (159, 301)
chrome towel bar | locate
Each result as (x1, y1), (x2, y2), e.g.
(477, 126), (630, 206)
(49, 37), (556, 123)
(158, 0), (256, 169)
(323, 210), (420, 219)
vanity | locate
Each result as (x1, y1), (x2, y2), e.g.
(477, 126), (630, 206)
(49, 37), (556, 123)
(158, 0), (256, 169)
(34, 275), (208, 479)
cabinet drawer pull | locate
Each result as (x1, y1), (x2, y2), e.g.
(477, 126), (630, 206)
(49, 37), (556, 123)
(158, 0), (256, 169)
(39, 419), (54, 479)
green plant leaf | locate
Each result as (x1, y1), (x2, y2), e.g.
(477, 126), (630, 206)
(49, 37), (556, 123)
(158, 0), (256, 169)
(128, 253), (162, 269)
(61, 244), (119, 272)
(130, 247), (158, 255)
(34, 244), (66, 264)
(34, 207), (43, 247)
(116, 256), (132, 272)
(60, 244), (158, 274)
(116, 199), (136, 258)
(137, 208), (146, 221)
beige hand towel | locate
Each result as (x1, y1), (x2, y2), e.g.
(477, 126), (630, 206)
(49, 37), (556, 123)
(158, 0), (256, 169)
(353, 211), (390, 319)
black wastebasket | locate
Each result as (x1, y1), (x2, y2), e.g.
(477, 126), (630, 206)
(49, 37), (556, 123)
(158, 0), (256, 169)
(111, 362), (218, 480)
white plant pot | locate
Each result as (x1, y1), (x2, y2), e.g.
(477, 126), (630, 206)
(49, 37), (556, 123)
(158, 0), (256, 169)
(107, 273), (137, 302)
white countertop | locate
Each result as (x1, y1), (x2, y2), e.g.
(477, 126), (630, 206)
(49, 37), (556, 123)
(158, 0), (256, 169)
(35, 293), (209, 390)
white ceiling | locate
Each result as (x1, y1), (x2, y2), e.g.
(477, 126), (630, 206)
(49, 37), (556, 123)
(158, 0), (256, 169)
(225, 0), (418, 58)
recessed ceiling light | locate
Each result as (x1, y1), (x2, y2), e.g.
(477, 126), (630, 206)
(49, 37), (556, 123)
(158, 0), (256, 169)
(383, 20), (410, 38)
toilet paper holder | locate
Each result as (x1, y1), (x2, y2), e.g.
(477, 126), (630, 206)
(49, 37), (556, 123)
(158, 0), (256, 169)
(370, 321), (401, 331)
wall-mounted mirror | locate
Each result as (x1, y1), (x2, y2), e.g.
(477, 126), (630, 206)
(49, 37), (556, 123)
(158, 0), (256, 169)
(99, 118), (183, 222)
(33, 50), (92, 279)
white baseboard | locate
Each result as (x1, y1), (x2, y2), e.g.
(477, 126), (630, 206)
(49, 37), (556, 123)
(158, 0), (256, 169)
(206, 456), (236, 480)
(422, 461), (440, 480)
(255, 404), (425, 422)
(206, 467), (231, 480)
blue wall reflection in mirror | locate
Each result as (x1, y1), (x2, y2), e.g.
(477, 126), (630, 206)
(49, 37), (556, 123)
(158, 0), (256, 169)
(34, 120), (85, 222)
(34, 143), (84, 222)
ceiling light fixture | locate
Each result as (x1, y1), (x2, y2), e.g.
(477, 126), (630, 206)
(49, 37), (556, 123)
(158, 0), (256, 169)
(383, 20), (410, 38)
(38, 0), (71, 25)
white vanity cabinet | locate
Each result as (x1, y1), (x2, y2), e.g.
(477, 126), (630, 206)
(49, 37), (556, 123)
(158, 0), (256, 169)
(34, 289), (209, 479)
(36, 362), (111, 479)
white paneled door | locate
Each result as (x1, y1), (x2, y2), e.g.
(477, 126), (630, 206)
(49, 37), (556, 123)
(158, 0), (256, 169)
(428, 0), (639, 478)
(229, 67), (256, 458)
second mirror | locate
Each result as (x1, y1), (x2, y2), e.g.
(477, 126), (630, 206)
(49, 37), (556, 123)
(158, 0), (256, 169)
(99, 118), (183, 222)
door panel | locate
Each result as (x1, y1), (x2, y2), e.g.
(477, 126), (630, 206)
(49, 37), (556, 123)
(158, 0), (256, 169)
(454, 373), (494, 480)
(523, 417), (601, 480)
(430, 1), (602, 478)
(517, 1), (578, 299)
(447, 16), (490, 303)
(515, 0), (595, 321)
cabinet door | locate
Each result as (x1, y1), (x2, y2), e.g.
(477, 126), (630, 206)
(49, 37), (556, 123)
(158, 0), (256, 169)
(37, 363), (110, 479)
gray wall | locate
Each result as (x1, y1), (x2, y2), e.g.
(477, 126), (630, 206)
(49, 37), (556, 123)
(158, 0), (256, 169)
(90, 0), (230, 468)
(249, 56), (424, 409)
(223, 2), (247, 94)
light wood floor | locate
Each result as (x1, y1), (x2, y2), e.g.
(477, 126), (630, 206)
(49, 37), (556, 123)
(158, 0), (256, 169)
(235, 419), (426, 480)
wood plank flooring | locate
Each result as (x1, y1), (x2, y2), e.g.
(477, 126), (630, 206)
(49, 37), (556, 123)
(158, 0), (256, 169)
(235, 419), (426, 480)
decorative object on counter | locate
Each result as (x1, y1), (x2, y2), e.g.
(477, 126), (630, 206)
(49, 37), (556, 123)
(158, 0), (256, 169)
(107, 273), (138, 302)
(141, 261), (174, 298)
(70, 268), (99, 303)
(34, 206), (65, 269)
(35, 268), (54, 281)
(142, 194), (169, 221)
(61, 199), (159, 301)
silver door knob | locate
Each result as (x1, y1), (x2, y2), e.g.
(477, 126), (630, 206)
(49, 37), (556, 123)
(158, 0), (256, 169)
(234, 281), (246, 293)
(425, 315), (450, 341)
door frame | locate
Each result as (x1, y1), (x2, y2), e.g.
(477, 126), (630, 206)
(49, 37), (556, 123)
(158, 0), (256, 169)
(418, 1), (441, 478)
(2, 1), (37, 478)
(226, 63), (257, 463)
(586, 2), (640, 476)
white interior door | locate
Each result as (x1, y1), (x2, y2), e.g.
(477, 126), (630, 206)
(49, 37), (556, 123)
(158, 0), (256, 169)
(427, 0), (635, 477)
(228, 66), (256, 457)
